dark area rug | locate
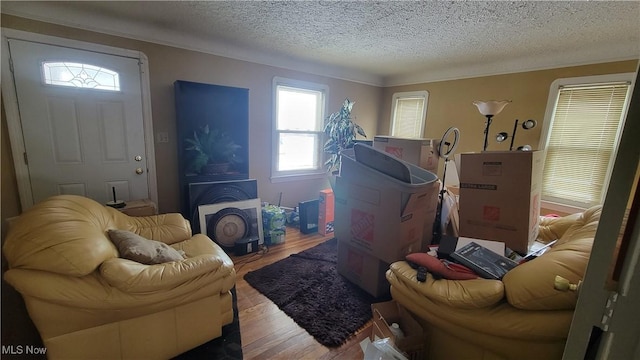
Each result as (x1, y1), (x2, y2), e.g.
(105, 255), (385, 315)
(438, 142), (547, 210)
(173, 286), (242, 360)
(244, 238), (391, 347)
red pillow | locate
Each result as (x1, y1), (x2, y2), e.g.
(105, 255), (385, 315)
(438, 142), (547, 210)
(406, 252), (478, 280)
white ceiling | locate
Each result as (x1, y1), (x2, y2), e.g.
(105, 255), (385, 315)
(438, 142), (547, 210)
(2, 1), (639, 86)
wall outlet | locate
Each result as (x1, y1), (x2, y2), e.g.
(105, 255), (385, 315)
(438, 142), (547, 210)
(156, 132), (169, 143)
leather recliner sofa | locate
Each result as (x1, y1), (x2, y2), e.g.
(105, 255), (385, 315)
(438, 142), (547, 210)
(386, 205), (602, 360)
(3, 195), (236, 359)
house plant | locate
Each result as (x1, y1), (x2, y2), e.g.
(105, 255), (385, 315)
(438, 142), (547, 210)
(323, 98), (367, 174)
(185, 124), (242, 174)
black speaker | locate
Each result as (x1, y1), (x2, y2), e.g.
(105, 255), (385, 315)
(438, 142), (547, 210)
(299, 199), (319, 234)
(188, 179), (257, 233)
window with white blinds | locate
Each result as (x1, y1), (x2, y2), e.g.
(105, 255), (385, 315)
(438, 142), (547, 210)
(541, 76), (632, 208)
(390, 91), (428, 138)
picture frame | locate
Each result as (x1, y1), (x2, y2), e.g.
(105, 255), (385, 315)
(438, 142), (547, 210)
(198, 198), (264, 248)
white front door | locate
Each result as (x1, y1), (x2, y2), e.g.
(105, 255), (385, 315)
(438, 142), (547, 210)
(7, 38), (150, 205)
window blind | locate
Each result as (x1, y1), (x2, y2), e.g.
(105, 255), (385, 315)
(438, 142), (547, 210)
(542, 83), (629, 207)
(392, 97), (425, 138)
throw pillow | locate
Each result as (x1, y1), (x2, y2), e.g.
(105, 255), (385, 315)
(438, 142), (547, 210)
(108, 229), (184, 265)
(406, 252), (478, 280)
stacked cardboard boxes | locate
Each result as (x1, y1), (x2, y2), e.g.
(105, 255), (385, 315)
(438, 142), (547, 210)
(372, 136), (442, 248)
(458, 151), (544, 254)
(335, 145), (439, 297)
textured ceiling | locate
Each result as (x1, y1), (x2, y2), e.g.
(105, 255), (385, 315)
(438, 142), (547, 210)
(2, 1), (639, 86)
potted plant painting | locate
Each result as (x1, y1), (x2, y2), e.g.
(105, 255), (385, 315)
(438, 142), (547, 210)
(185, 124), (243, 175)
(323, 98), (367, 175)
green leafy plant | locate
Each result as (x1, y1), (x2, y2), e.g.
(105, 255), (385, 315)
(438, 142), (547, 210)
(323, 98), (367, 173)
(185, 124), (242, 174)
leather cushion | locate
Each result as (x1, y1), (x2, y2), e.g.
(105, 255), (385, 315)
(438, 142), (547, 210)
(2, 195), (120, 276)
(388, 261), (505, 309)
(504, 205), (600, 310)
(503, 236), (592, 310)
(108, 230), (184, 264)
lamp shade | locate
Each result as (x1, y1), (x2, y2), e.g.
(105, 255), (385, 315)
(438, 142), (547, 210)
(473, 100), (511, 116)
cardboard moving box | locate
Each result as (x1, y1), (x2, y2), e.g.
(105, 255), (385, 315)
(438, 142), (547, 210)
(119, 199), (157, 217)
(335, 146), (439, 264)
(337, 241), (390, 298)
(371, 300), (425, 360)
(373, 136), (440, 172)
(458, 151), (544, 254)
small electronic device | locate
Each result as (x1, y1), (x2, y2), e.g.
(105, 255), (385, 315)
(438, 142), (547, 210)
(417, 266), (428, 282)
(298, 199), (319, 234)
(234, 236), (260, 255)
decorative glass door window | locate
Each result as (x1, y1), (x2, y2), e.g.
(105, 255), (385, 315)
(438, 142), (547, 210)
(42, 62), (120, 91)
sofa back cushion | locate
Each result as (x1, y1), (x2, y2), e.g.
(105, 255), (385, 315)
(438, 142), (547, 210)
(503, 206), (601, 310)
(3, 195), (119, 276)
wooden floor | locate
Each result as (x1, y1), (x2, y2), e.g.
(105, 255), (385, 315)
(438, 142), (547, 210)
(230, 227), (372, 360)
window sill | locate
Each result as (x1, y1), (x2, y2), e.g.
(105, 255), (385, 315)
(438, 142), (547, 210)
(270, 172), (328, 183)
(541, 200), (586, 216)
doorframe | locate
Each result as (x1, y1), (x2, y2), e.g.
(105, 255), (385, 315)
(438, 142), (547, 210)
(1, 28), (158, 210)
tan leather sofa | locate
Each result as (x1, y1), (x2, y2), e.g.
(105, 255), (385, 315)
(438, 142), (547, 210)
(3, 195), (236, 360)
(386, 205), (602, 360)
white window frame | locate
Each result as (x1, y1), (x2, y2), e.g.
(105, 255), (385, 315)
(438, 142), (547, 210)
(271, 77), (328, 182)
(539, 73), (634, 212)
(390, 91), (429, 138)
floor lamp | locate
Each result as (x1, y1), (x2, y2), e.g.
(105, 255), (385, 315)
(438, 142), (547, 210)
(496, 119), (537, 151)
(473, 100), (511, 151)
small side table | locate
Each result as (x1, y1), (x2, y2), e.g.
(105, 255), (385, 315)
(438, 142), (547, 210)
(119, 199), (157, 217)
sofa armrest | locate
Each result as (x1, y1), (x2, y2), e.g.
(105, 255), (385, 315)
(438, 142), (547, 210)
(537, 205), (602, 244)
(100, 253), (234, 293)
(100, 233), (234, 293)
(110, 209), (192, 245)
(503, 236), (592, 310)
(387, 261), (504, 309)
(537, 212), (582, 243)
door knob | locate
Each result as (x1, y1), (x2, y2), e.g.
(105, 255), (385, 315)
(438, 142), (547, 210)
(135, 168), (144, 175)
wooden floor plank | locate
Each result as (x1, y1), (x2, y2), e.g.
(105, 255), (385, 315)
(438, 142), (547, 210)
(230, 228), (367, 360)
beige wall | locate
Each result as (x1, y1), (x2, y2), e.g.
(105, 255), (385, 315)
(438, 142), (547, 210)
(0, 15), (382, 216)
(379, 61), (638, 160)
(1, 14), (638, 224)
